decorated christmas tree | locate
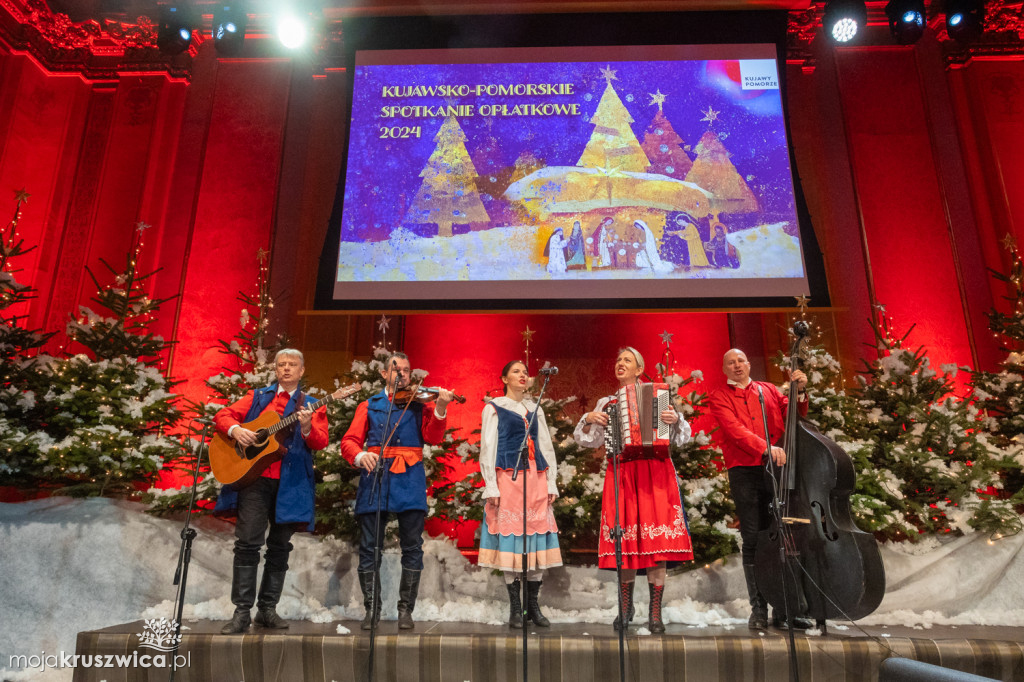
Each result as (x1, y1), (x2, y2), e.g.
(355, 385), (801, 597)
(684, 108), (758, 217)
(404, 115), (490, 237)
(577, 66), (650, 173)
(640, 93), (692, 180)
(146, 249), (284, 515)
(9, 223), (182, 497)
(835, 308), (1022, 540)
(969, 234), (1024, 498)
(0, 190), (57, 489)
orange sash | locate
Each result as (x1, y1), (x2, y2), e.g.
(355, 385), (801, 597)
(368, 445), (423, 474)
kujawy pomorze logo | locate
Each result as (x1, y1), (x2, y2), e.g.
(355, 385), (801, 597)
(137, 618), (183, 652)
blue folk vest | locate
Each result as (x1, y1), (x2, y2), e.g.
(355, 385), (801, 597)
(491, 402), (549, 473)
(213, 385), (317, 531)
(354, 390), (429, 515)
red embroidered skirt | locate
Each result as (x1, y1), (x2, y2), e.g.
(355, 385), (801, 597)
(598, 448), (694, 570)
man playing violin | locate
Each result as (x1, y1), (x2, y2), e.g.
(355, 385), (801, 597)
(708, 348), (809, 631)
(341, 351), (455, 630)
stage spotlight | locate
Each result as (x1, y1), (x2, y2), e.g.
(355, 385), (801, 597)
(212, 4), (248, 55)
(276, 11), (309, 49)
(885, 0), (926, 44)
(946, 0), (985, 42)
(156, 5), (194, 55)
(824, 0), (868, 43)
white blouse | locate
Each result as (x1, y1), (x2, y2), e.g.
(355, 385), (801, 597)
(479, 396), (560, 500)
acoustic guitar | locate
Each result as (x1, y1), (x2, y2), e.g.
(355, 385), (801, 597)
(209, 383), (360, 489)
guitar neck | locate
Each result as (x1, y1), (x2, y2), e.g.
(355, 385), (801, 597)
(268, 394), (335, 435)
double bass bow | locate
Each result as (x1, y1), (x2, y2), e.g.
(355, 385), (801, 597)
(753, 321), (886, 636)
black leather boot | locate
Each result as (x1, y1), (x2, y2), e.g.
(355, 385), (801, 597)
(253, 570), (289, 629)
(506, 579), (524, 629)
(526, 581), (550, 627)
(648, 583), (666, 634)
(744, 563), (769, 630)
(358, 572), (381, 631)
(612, 581), (635, 631)
(220, 564), (258, 634)
(396, 568), (421, 630)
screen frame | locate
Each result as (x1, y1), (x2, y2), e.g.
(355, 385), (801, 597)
(314, 10), (830, 312)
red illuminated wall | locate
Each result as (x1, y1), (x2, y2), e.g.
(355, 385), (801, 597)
(1, 3), (1021, 420)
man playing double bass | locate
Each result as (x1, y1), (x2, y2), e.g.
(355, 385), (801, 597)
(708, 348), (812, 631)
(341, 351), (455, 630)
(214, 349), (330, 634)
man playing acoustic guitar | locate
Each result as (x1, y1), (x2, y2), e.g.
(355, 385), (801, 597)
(213, 348), (329, 634)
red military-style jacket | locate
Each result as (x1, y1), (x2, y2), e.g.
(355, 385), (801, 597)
(708, 380), (807, 469)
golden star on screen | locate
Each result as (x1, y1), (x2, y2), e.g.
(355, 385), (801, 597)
(700, 106), (720, 125)
(649, 90), (667, 110)
(600, 65), (618, 83)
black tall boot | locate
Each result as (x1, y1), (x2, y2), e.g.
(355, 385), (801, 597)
(648, 583), (666, 634)
(743, 563), (768, 630)
(396, 568), (421, 630)
(253, 570), (289, 629)
(526, 581), (550, 627)
(506, 578), (524, 629)
(358, 572), (381, 631)
(221, 564), (258, 634)
(611, 581), (635, 631)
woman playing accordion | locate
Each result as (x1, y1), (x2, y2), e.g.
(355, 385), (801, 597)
(573, 346), (694, 633)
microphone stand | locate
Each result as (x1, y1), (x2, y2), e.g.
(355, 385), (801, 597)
(509, 370), (554, 682)
(168, 420), (212, 682)
(366, 364), (401, 682)
(610, 403), (627, 682)
(758, 387), (800, 682)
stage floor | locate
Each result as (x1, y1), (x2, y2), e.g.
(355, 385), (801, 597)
(71, 619), (1024, 681)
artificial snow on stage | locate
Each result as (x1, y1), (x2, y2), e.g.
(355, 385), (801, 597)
(2, 497), (1023, 681)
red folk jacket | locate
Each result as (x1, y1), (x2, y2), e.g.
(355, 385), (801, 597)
(708, 380), (807, 469)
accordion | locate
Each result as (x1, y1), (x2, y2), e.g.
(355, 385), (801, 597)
(603, 382), (672, 461)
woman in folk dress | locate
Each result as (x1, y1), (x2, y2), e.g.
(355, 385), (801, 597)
(573, 347), (693, 633)
(478, 360), (562, 628)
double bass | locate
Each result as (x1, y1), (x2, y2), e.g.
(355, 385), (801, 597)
(753, 321), (885, 630)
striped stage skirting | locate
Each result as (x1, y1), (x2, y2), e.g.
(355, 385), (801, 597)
(70, 621), (1024, 681)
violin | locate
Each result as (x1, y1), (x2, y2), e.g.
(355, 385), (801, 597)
(753, 320), (885, 631)
(392, 386), (467, 405)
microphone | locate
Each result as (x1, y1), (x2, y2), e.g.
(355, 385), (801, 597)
(538, 366), (559, 376)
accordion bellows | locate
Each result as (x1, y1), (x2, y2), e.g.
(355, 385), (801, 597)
(603, 382), (671, 460)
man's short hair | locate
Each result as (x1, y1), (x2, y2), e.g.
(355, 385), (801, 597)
(384, 351), (409, 367)
(275, 348), (304, 365)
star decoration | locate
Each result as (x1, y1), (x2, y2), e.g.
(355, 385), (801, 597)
(700, 106), (720, 125)
(600, 65), (618, 83)
(521, 326), (535, 344)
(1002, 233), (1018, 252)
(135, 221), (151, 233)
(873, 302), (887, 313)
(377, 315), (391, 334)
(659, 330), (674, 345)
(795, 295), (810, 312)
(256, 248), (270, 263)
(649, 90), (667, 110)
(14, 188), (30, 203)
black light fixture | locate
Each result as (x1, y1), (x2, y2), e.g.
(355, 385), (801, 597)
(945, 0), (985, 42)
(885, 0), (927, 44)
(212, 4), (248, 55)
(824, 0), (869, 43)
(156, 5), (194, 55)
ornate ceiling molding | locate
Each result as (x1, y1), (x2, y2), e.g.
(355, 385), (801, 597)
(0, 0), (198, 79)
